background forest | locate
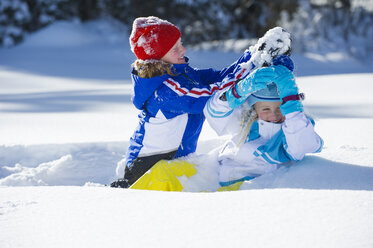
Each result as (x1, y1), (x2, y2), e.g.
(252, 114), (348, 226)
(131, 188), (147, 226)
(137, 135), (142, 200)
(1, 0), (373, 59)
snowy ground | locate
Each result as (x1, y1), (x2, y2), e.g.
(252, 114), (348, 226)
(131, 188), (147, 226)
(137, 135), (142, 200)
(1, 19), (373, 247)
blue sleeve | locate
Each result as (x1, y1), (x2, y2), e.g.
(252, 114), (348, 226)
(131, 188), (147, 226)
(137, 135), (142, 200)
(147, 51), (253, 118)
(153, 82), (212, 115)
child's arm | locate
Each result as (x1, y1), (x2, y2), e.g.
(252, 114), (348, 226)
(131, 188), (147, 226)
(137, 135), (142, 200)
(203, 56), (293, 136)
(282, 112), (324, 160)
(148, 77), (230, 117)
(203, 89), (238, 136)
(152, 51), (253, 116)
(253, 114), (323, 164)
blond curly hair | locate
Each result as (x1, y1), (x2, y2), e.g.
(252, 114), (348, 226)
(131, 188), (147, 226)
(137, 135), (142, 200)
(132, 59), (177, 78)
(235, 108), (258, 146)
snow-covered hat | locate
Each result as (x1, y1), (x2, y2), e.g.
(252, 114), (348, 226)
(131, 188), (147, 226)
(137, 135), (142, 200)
(130, 16), (181, 61)
(247, 83), (280, 107)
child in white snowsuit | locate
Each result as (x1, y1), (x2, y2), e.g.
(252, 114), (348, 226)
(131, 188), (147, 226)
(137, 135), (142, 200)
(205, 63), (324, 186)
(111, 16), (284, 188)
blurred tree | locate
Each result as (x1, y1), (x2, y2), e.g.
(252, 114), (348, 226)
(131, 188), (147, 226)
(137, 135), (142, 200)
(1, 0), (372, 61)
(78, 0), (99, 21)
(279, 0), (373, 58)
(0, 0), (31, 46)
(99, 0), (298, 45)
(25, 0), (78, 31)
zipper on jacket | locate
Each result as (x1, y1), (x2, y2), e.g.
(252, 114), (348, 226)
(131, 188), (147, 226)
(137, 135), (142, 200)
(181, 73), (199, 85)
(181, 67), (199, 85)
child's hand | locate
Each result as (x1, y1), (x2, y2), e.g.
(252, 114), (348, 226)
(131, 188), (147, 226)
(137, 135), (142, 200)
(273, 65), (304, 115)
(226, 67), (277, 109)
(237, 67), (277, 96)
(273, 65), (296, 94)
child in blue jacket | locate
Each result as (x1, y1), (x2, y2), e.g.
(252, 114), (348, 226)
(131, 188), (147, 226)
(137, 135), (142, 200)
(111, 16), (263, 188)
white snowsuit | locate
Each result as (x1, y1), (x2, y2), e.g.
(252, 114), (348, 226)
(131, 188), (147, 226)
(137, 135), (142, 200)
(204, 90), (323, 186)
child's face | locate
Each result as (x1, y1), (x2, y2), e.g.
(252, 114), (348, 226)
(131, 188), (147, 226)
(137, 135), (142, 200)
(254, 101), (285, 123)
(161, 38), (186, 64)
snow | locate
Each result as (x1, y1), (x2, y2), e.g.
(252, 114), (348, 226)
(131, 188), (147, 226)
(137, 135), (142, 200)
(1, 19), (373, 247)
(2, 187), (372, 248)
(247, 26), (291, 68)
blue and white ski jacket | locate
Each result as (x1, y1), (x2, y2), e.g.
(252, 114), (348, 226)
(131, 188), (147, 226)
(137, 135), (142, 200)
(125, 53), (253, 167)
(204, 90), (324, 185)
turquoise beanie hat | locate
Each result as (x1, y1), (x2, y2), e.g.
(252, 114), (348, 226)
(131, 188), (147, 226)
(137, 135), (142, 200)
(247, 83), (280, 107)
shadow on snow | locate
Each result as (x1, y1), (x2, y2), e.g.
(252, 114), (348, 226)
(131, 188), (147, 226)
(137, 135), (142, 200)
(241, 156), (373, 191)
(0, 90), (132, 113)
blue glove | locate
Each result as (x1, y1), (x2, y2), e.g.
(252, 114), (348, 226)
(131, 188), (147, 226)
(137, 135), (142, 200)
(273, 65), (303, 115)
(226, 67), (277, 108)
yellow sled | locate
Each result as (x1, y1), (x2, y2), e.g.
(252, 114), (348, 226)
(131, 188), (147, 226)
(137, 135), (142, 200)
(130, 159), (244, 192)
(130, 160), (197, 191)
